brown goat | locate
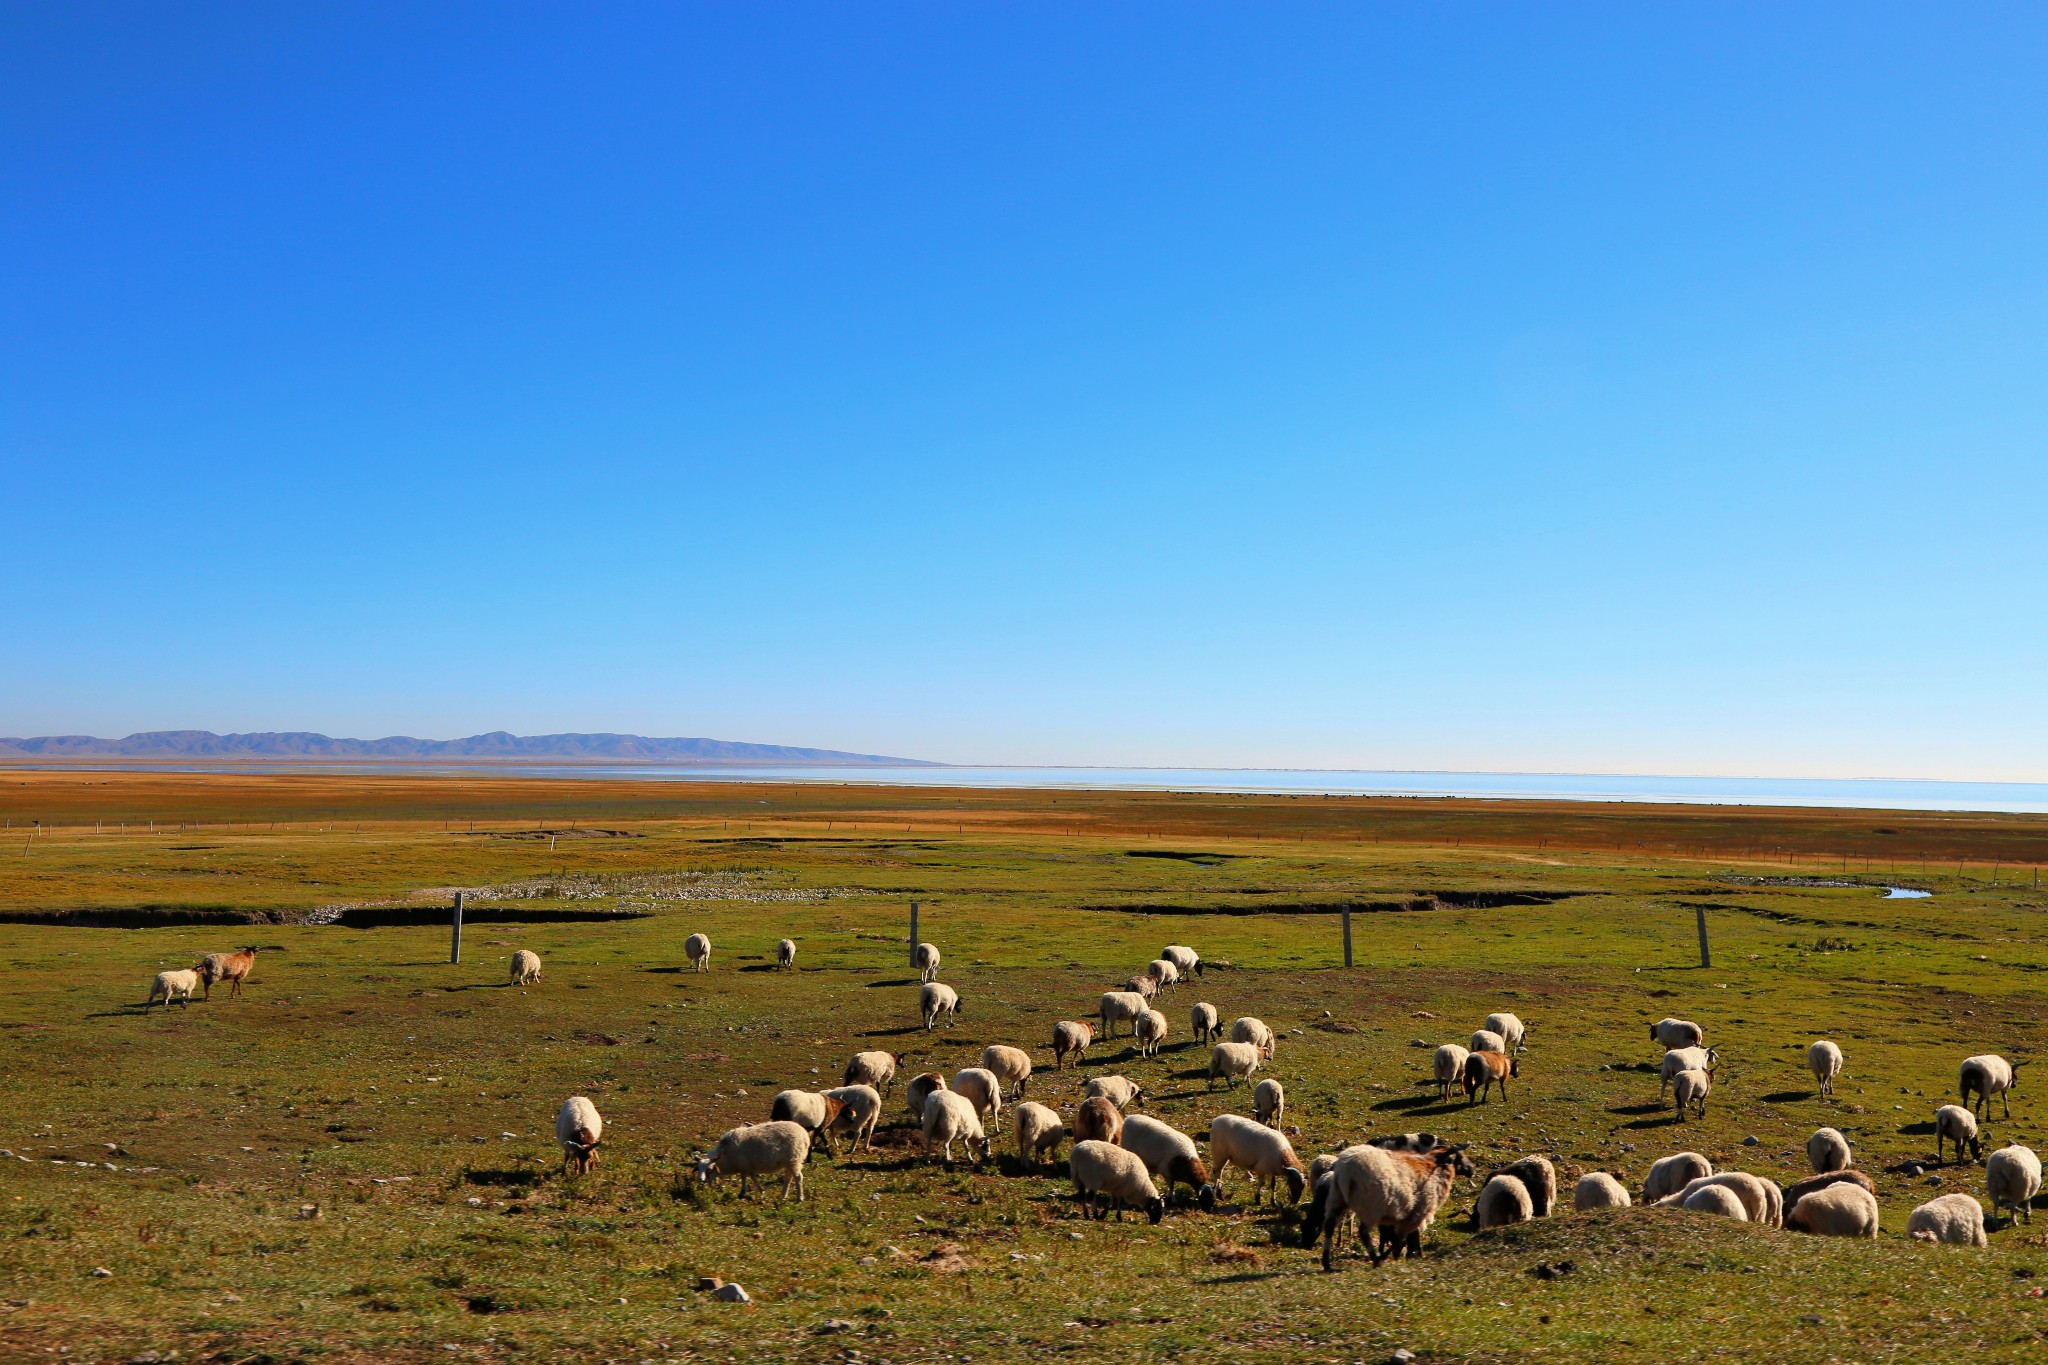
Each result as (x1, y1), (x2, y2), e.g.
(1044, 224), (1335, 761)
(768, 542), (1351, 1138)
(1462, 1050), (1517, 1105)
(1073, 1096), (1124, 1146)
(198, 947), (258, 1000)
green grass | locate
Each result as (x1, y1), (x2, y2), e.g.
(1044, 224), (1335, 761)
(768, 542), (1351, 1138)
(3, 808), (2047, 1363)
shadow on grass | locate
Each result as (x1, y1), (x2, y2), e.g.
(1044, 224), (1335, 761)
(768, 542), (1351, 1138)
(865, 978), (920, 988)
(1620, 1115), (1684, 1130)
(462, 1167), (548, 1188)
(1609, 1102), (1667, 1116)
(1899, 1120), (1937, 1136)
(1760, 1090), (1815, 1103)
(1372, 1096), (1468, 1116)
(1198, 1270), (1290, 1285)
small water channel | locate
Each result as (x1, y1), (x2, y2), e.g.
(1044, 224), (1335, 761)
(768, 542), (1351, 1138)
(1884, 887), (1933, 899)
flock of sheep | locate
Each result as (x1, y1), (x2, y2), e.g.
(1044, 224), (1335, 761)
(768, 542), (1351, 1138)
(533, 933), (2042, 1270)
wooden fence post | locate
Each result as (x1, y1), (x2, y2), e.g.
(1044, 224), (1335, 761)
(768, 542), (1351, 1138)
(451, 891), (464, 965)
(909, 901), (920, 967)
(1342, 906), (1354, 969)
(1695, 903), (1711, 969)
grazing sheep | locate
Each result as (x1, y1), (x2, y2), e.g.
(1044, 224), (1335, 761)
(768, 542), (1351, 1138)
(951, 1066), (1003, 1122)
(1784, 1181), (1879, 1238)
(1462, 1050), (1517, 1105)
(1134, 1009), (1168, 1058)
(1783, 1169), (1875, 1215)
(1014, 1101), (1066, 1167)
(1099, 991), (1148, 1038)
(1643, 1152), (1714, 1203)
(769, 1089), (849, 1158)
(1162, 944), (1202, 978)
(1574, 1172), (1632, 1211)
(1493, 1156), (1556, 1217)
(1650, 1017), (1704, 1050)
(1960, 1054), (2019, 1120)
(696, 1120), (811, 1201)
(1208, 1041), (1263, 1090)
(1208, 1112), (1308, 1207)
(1230, 1016), (1276, 1059)
(980, 1044), (1034, 1099)
(1673, 1067), (1712, 1122)
(1484, 1012), (1526, 1052)
(1475, 1174), (1533, 1228)
(1083, 1075), (1146, 1111)
(145, 968), (200, 1010)
(1433, 1044), (1470, 1103)
(1119, 1114), (1214, 1208)
(1073, 1095), (1125, 1145)
(920, 981), (961, 1031)
(921, 1090), (989, 1166)
(1308, 1141), (1471, 1269)
(914, 942), (942, 984)
(843, 1050), (904, 1094)
(1052, 1020), (1094, 1069)
(1191, 1002), (1220, 1045)
(1123, 974), (1159, 1001)
(684, 932), (712, 972)
(1253, 1078), (1285, 1129)
(1659, 1046), (1717, 1100)
(1369, 1132), (1442, 1153)
(1469, 1029), (1506, 1057)
(556, 1096), (603, 1175)
(197, 947), (257, 1000)
(1807, 1039), (1843, 1098)
(1908, 1192), (1987, 1246)
(1808, 1127), (1853, 1174)
(904, 1071), (948, 1121)
(1069, 1139), (1166, 1223)
(776, 938), (796, 970)
(1681, 1184), (1749, 1220)
(1935, 1104), (1983, 1165)
(1145, 958), (1180, 991)
(821, 1085), (883, 1153)
(508, 949), (542, 986)
(1661, 1172), (1778, 1226)
(1986, 1144), (2042, 1225)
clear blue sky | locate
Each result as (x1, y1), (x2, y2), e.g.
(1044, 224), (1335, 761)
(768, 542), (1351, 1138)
(4, 4), (2044, 779)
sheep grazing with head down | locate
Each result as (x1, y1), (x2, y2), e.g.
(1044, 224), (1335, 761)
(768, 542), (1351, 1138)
(1908, 1192), (1987, 1246)
(1119, 1114), (1215, 1209)
(1051, 1020), (1094, 1069)
(1370, 1132), (1441, 1153)
(145, 969), (201, 1010)
(197, 947), (257, 1000)
(921, 1090), (988, 1167)
(556, 1096), (603, 1175)
(1306, 1141), (1471, 1269)
(1099, 991), (1148, 1038)
(769, 1089), (849, 1159)
(1070, 1139), (1166, 1223)
(1492, 1156), (1556, 1217)
(1574, 1172), (1631, 1211)
(1682, 1184), (1749, 1220)
(980, 1044), (1033, 1099)
(696, 1120), (811, 1201)
(1475, 1173), (1533, 1229)
(1807, 1039), (1843, 1098)
(1013, 1101), (1066, 1167)
(1191, 1002), (1220, 1045)
(1123, 974), (1159, 1001)
(843, 1050), (904, 1094)
(1469, 1029), (1505, 1057)
(1145, 958), (1180, 992)
(1785, 1181), (1879, 1238)
(1659, 1046), (1717, 1100)
(1960, 1055), (2019, 1120)
(1083, 1075), (1146, 1111)
(1073, 1095), (1124, 1146)
(920, 981), (961, 1031)
(1433, 1044), (1470, 1103)
(1208, 1113), (1307, 1207)
(1986, 1144), (2042, 1225)
(1253, 1078), (1285, 1129)
(1673, 1068), (1712, 1122)
(509, 949), (542, 986)
(1934, 1104), (1982, 1165)
(821, 1085), (882, 1153)
(1135, 1009), (1169, 1058)
(1658, 1172), (1779, 1226)
(904, 1071), (948, 1121)
(1642, 1151), (1714, 1203)
(684, 933), (712, 973)
(1162, 945), (1202, 979)
(1808, 1127), (1854, 1174)
(914, 942), (942, 984)
(776, 938), (796, 971)
(1783, 1169), (1874, 1217)
(1209, 1041), (1263, 1090)
(1462, 1050), (1517, 1105)
(951, 1067), (1003, 1125)
(1230, 1017), (1276, 1059)
(1650, 1017), (1704, 1050)
(1484, 1012), (1526, 1052)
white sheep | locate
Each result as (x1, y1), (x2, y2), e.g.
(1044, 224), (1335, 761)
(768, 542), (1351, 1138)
(1069, 1139), (1165, 1222)
(821, 1084), (883, 1153)
(1784, 1169), (1874, 1216)
(1123, 974), (1159, 1001)
(145, 968), (200, 1010)
(1253, 1078), (1285, 1129)
(1191, 1002), (1220, 1045)
(684, 932), (712, 972)
(1052, 1020), (1094, 1069)
(1807, 1039), (1843, 1098)
(769, 1089), (850, 1158)
(1134, 1009), (1168, 1058)
(1808, 1126), (1853, 1174)
(1119, 1113), (1214, 1208)
(1099, 990), (1147, 1038)
(1082, 1074), (1146, 1111)
(1469, 1028), (1505, 1057)
(1309, 1142), (1471, 1269)
(776, 938), (796, 970)
(914, 941), (942, 984)
(1230, 1016), (1275, 1058)
(509, 949), (542, 986)
(1681, 1184), (1748, 1220)
(1013, 1101), (1066, 1167)
(1433, 1044), (1470, 1103)
(1673, 1068), (1712, 1122)
(1986, 1143), (2042, 1225)
(1475, 1174), (1533, 1228)
(921, 1089), (988, 1166)
(951, 1067), (1003, 1124)
(1208, 1040), (1262, 1090)
(1960, 1054), (2019, 1120)
(1659, 1046), (1717, 1099)
(1642, 1151), (1714, 1203)
(920, 981), (961, 1031)
(843, 1050), (904, 1093)
(1649, 1017), (1703, 1050)
(1208, 1112), (1307, 1206)
(980, 1044), (1034, 1099)
(904, 1071), (948, 1120)
(1573, 1172), (1631, 1211)
(1161, 944), (1202, 979)
(695, 1120), (811, 1200)
(1908, 1192), (1987, 1246)
(1145, 958), (1180, 991)
(1934, 1104), (1982, 1164)
(1784, 1181), (1879, 1238)
(556, 1096), (603, 1174)
(1661, 1172), (1778, 1226)
(1484, 1012), (1526, 1052)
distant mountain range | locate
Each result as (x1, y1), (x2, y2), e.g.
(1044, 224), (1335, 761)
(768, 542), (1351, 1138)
(0, 730), (936, 766)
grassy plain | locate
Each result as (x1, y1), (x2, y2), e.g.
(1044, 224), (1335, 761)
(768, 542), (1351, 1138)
(1, 769), (2046, 1364)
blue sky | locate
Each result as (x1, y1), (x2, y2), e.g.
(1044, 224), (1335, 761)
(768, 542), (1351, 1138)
(3, 4), (2045, 778)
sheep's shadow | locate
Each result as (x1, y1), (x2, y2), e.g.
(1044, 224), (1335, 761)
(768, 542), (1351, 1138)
(1371, 1094), (1458, 1114)
(640, 966), (689, 974)
(1608, 1102), (1666, 1116)
(1760, 1090), (1814, 1103)
(1898, 1120), (1937, 1136)
(1621, 1116), (1684, 1130)
(1198, 1271), (1289, 1285)
(865, 978), (921, 988)
(862, 1025), (932, 1038)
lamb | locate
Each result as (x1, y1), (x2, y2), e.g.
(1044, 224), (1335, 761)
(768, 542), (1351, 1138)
(914, 941), (942, 984)
(684, 932), (712, 972)
(1807, 1039), (1843, 1098)
(1123, 974), (1159, 1001)
(1908, 1192), (1987, 1246)
(1650, 1017), (1704, 1050)
(1462, 1050), (1517, 1105)
(1784, 1181), (1879, 1237)
(695, 1120), (811, 1200)
(1208, 1112), (1307, 1206)
(1986, 1143), (2042, 1225)
(556, 1096), (603, 1175)
(1807, 1127), (1853, 1174)
(1191, 1002), (1220, 1045)
(1051, 1020), (1094, 1069)
(1119, 1114), (1215, 1208)
(1492, 1156), (1556, 1217)
(1082, 1075), (1146, 1111)
(1308, 1141), (1471, 1269)
(1573, 1172), (1632, 1211)
(1934, 1104), (1983, 1165)
(1098, 991), (1148, 1038)
(1642, 1151), (1714, 1202)
(1134, 1009), (1168, 1057)
(1659, 1046), (1717, 1099)
(904, 1071), (948, 1121)
(769, 1089), (850, 1158)
(776, 938), (796, 970)
(1469, 1028), (1505, 1057)
(1161, 944), (1202, 979)
(920, 981), (961, 1031)
(1253, 1078), (1285, 1129)
(1208, 1041), (1263, 1090)
(1672, 1067), (1712, 1122)
(1230, 1016), (1275, 1058)
(1484, 1012), (1526, 1052)
(1145, 958), (1180, 991)
(1069, 1139), (1166, 1222)
(1073, 1095), (1124, 1145)
(1681, 1184), (1749, 1220)
(821, 1085), (883, 1153)
(508, 949), (542, 986)
(1960, 1054), (2019, 1120)
(145, 968), (201, 1010)
(1433, 1044), (1470, 1103)
(197, 947), (257, 999)
(980, 1044), (1033, 1099)
(921, 1089), (988, 1166)
(1013, 1101), (1066, 1167)
(1476, 1173), (1533, 1228)
(843, 1050), (904, 1093)
(951, 1066), (1003, 1124)
(1783, 1169), (1875, 1215)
